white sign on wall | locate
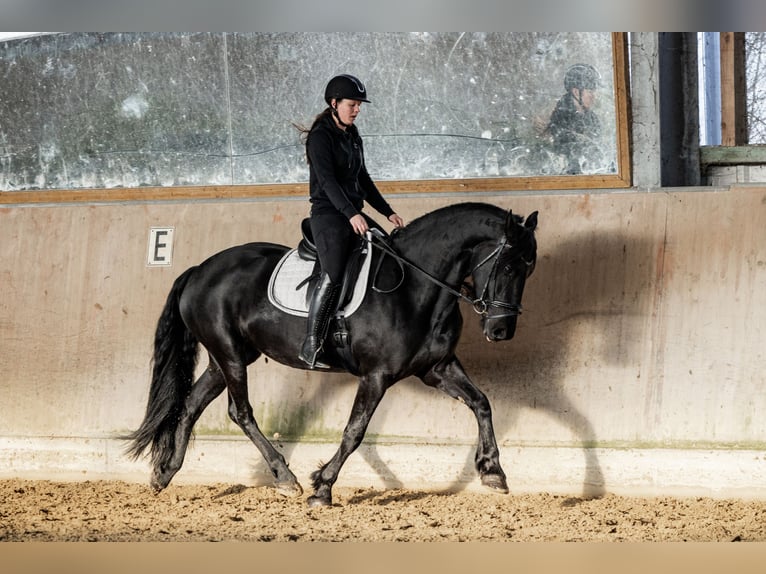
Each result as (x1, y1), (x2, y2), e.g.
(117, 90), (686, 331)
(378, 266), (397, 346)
(147, 227), (175, 266)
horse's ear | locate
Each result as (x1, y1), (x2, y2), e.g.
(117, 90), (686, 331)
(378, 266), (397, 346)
(524, 211), (538, 232)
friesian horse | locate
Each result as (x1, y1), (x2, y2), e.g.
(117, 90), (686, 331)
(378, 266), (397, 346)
(125, 202), (538, 507)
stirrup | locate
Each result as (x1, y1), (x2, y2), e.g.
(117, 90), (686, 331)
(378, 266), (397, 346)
(300, 354), (331, 369)
(299, 337), (330, 369)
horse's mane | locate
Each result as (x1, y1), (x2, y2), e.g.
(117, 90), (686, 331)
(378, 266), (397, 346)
(391, 202), (517, 246)
(388, 202), (538, 273)
(397, 202), (510, 237)
(408, 202), (505, 227)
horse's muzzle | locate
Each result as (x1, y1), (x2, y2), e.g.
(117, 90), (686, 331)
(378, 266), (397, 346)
(483, 316), (518, 342)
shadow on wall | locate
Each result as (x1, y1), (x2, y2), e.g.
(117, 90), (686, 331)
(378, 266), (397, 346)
(455, 227), (658, 498)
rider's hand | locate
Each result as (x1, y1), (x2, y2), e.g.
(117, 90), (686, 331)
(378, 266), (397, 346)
(388, 213), (404, 228)
(349, 213), (368, 236)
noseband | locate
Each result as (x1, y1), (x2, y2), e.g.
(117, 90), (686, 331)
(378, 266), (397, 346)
(469, 237), (524, 319)
(367, 231), (531, 319)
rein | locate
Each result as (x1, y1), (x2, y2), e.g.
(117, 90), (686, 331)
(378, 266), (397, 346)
(364, 230), (523, 318)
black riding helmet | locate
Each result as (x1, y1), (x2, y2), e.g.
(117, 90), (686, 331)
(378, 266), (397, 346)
(564, 63), (601, 91)
(324, 74), (370, 104)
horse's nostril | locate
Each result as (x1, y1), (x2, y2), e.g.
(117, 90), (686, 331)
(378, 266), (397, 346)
(486, 320), (518, 341)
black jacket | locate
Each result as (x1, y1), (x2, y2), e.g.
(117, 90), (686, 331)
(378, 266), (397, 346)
(306, 113), (394, 221)
(547, 92), (601, 173)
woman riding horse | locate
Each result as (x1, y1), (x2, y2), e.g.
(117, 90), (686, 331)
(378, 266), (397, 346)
(124, 202), (538, 507)
(297, 74), (404, 369)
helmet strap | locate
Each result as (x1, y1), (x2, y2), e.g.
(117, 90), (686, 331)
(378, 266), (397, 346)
(573, 88), (585, 109)
(331, 103), (350, 129)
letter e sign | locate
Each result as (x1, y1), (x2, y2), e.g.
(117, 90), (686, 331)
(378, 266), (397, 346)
(147, 227), (175, 266)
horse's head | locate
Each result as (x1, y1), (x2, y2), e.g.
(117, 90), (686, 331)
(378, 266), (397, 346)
(471, 209), (538, 342)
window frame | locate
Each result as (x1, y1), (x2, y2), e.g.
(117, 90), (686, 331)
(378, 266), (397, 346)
(0, 32), (632, 205)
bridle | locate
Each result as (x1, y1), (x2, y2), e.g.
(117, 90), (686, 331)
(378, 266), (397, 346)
(470, 237), (526, 320)
(365, 230), (533, 319)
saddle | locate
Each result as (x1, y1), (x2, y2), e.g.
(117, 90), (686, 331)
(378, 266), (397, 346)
(267, 219), (374, 324)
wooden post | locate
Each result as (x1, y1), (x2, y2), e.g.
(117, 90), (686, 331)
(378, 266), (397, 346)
(720, 32), (748, 145)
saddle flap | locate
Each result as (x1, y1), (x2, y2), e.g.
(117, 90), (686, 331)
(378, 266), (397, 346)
(336, 239), (367, 309)
(267, 232), (374, 320)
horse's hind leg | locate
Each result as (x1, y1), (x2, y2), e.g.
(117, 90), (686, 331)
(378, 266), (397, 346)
(151, 365), (226, 492)
(220, 357), (303, 497)
(420, 356), (509, 494)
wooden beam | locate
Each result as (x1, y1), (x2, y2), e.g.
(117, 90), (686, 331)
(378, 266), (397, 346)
(700, 144), (766, 167)
(720, 32), (748, 145)
(0, 171), (632, 205)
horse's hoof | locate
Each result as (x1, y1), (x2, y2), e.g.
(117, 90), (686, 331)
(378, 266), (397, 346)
(149, 476), (166, 494)
(307, 495), (332, 508)
(275, 481), (304, 498)
(481, 473), (509, 494)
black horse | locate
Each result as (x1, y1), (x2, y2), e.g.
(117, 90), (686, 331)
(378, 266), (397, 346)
(125, 202), (538, 507)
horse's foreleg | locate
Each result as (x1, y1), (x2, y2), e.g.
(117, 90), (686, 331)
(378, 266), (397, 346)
(420, 356), (509, 494)
(308, 375), (388, 507)
(222, 360), (303, 497)
(151, 365), (226, 492)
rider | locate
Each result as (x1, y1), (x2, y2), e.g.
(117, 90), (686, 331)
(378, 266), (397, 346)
(298, 74), (404, 369)
(546, 63), (602, 175)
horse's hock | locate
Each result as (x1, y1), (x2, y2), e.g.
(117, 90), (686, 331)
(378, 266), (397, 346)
(1, 187), (765, 500)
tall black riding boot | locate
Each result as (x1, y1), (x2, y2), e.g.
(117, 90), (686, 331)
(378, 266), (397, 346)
(299, 272), (340, 369)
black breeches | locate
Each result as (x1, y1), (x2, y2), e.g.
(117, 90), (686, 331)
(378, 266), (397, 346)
(310, 212), (354, 284)
(310, 211), (381, 284)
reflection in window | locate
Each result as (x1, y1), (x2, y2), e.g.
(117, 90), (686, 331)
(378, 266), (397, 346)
(297, 33), (619, 180)
(234, 32), (619, 183)
(0, 32), (623, 192)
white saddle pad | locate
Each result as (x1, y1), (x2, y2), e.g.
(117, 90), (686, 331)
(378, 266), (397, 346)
(267, 234), (373, 318)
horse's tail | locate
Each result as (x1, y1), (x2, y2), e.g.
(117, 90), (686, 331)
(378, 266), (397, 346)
(123, 266), (199, 468)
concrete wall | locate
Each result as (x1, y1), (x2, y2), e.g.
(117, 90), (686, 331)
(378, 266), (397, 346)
(2, 186), (765, 498)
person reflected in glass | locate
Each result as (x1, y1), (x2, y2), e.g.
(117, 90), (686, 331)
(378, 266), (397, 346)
(545, 63), (602, 175)
(296, 74), (404, 369)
